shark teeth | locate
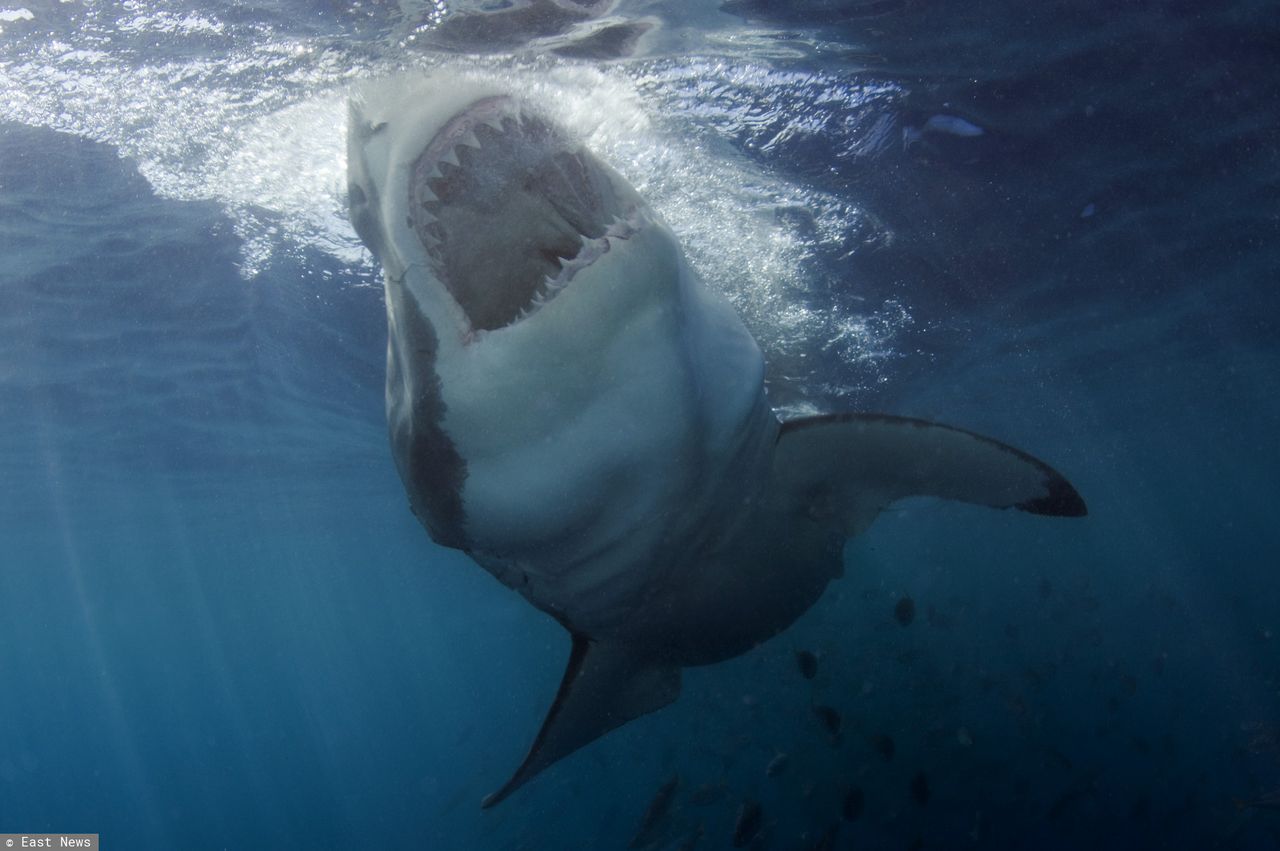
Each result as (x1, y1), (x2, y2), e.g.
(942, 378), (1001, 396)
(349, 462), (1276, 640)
(506, 208), (648, 328)
(409, 94), (647, 342)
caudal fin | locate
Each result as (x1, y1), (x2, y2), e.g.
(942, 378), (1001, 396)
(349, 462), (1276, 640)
(482, 635), (681, 808)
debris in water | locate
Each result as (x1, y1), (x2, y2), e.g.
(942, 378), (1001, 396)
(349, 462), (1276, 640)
(766, 752), (790, 777)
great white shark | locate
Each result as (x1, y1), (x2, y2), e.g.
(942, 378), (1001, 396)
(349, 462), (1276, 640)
(346, 72), (1087, 807)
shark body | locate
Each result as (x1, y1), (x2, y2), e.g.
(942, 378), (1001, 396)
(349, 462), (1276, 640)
(346, 73), (1086, 806)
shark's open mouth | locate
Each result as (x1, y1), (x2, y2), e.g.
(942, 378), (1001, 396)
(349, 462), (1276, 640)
(409, 96), (639, 335)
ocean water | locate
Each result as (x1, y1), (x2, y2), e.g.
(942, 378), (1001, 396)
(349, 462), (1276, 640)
(1, 1), (1278, 849)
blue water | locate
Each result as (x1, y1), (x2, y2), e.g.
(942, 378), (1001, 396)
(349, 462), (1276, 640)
(2, 1), (1278, 848)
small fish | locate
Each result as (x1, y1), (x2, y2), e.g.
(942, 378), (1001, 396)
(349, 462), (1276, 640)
(795, 649), (819, 680)
(732, 800), (763, 848)
(894, 596), (916, 626)
(910, 771), (931, 806)
(688, 781), (728, 806)
(842, 787), (865, 821)
(766, 752), (790, 777)
(628, 773), (679, 849)
(813, 705), (843, 743)
(872, 733), (896, 761)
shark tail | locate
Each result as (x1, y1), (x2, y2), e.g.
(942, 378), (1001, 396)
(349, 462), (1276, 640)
(481, 634), (681, 808)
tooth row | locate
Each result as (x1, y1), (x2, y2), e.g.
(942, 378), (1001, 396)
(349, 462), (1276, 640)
(504, 208), (647, 330)
(604, 208), (644, 240)
(425, 109), (527, 183)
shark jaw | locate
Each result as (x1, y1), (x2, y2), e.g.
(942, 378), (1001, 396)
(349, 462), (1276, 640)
(405, 94), (645, 342)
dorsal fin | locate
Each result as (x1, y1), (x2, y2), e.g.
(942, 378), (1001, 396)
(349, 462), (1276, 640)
(773, 413), (1086, 537)
(482, 635), (681, 808)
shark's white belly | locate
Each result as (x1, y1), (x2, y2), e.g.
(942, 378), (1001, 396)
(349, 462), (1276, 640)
(438, 225), (775, 631)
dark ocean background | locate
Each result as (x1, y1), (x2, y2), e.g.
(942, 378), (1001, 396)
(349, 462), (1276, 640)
(2, 0), (1278, 848)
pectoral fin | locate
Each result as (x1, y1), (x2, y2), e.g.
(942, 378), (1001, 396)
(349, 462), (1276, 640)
(482, 635), (681, 808)
(773, 413), (1086, 537)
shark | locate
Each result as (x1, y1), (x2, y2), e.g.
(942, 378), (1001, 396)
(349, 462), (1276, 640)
(345, 72), (1086, 807)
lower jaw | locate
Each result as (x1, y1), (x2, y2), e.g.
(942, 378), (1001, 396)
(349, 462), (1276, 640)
(457, 207), (649, 346)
